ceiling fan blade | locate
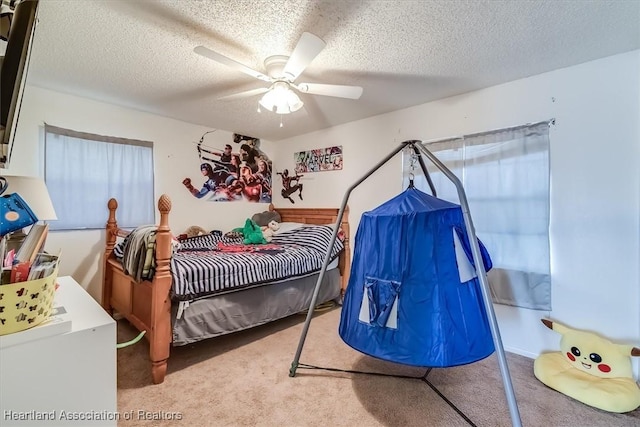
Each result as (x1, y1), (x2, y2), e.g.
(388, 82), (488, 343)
(194, 46), (271, 83)
(217, 87), (269, 101)
(282, 32), (326, 81)
(296, 83), (363, 99)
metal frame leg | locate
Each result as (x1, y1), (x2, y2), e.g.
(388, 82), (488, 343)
(289, 141), (410, 376)
(415, 143), (522, 427)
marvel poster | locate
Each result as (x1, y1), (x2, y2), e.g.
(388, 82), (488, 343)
(182, 133), (272, 203)
(294, 146), (343, 173)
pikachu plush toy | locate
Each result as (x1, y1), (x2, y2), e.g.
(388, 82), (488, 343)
(534, 319), (640, 413)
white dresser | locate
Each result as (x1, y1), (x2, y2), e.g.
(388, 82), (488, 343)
(0, 276), (117, 426)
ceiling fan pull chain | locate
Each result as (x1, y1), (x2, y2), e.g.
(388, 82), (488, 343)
(280, 116), (284, 128)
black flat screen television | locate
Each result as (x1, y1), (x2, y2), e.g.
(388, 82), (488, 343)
(0, 0), (40, 169)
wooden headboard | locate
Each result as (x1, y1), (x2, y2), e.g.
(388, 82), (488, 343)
(269, 204), (350, 292)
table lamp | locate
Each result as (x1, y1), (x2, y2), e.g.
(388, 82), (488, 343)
(2, 174), (58, 221)
(1, 174), (57, 251)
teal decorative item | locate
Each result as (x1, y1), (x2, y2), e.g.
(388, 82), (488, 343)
(241, 218), (266, 245)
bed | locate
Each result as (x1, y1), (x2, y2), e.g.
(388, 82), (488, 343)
(102, 194), (351, 384)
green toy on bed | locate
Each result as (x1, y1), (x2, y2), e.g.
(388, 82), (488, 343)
(534, 318), (640, 413)
(230, 211), (283, 245)
(232, 218), (267, 245)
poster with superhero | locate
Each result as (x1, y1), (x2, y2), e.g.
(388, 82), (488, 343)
(182, 132), (272, 203)
(276, 169), (304, 204)
(294, 146), (343, 173)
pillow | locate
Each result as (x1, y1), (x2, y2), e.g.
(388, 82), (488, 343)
(533, 318), (640, 413)
(251, 210), (282, 227)
(274, 222), (305, 234)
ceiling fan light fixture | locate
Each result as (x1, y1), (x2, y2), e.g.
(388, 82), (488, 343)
(259, 81), (303, 115)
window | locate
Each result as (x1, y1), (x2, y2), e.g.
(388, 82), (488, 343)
(44, 124), (154, 231)
(403, 121), (551, 310)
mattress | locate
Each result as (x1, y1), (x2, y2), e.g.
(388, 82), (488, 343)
(115, 224), (345, 301)
(171, 267), (341, 346)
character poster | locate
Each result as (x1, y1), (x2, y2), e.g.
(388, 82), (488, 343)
(276, 169), (304, 204)
(182, 132), (272, 203)
(294, 146), (343, 173)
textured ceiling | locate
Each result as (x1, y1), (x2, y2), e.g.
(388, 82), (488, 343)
(25, 0), (640, 141)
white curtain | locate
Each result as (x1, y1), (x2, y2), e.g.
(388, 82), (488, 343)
(44, 125), (154, 230)
(403, 122), (551, 310)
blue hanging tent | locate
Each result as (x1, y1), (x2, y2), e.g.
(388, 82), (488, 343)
(339, 187), (495, 367)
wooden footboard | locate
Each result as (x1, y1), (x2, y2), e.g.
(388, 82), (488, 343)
(103, 195), (173, 384)
(103, 195), (350, 384)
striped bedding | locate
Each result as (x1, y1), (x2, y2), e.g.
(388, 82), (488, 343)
(114, 225), (344, 301)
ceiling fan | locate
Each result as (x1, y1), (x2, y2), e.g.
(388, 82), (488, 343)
(194, 32), (363, 115)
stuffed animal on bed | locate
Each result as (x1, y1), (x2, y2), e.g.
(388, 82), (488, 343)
(185, 225), (208, 238)
(252, 210), (282, 227)
(534, 318), (640, 413)
(238, 218), (267, 245)
(261, 220), (280, 242)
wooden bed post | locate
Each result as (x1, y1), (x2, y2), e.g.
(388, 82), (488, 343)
(102, 198), (119, 314)
(150, 194), (173, 384)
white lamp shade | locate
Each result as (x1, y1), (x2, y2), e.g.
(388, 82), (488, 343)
(2, 174), (58, 220)
(259, 82), (304, 114)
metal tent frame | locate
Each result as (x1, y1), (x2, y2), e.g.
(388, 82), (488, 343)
(288, 140), (522, 427)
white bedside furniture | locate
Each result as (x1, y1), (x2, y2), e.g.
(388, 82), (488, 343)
(0, 276), (117, 426)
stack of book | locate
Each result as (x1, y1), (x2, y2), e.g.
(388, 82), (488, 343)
(0, 224), (59, 285)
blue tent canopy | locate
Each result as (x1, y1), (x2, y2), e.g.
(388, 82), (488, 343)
(339, 187), (495, 367)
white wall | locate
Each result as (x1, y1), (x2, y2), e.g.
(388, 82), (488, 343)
(3, 86), (275, 300)
(272, 51), (640, 374)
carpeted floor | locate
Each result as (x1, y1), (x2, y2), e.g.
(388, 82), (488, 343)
(116, 308), (640, 427)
